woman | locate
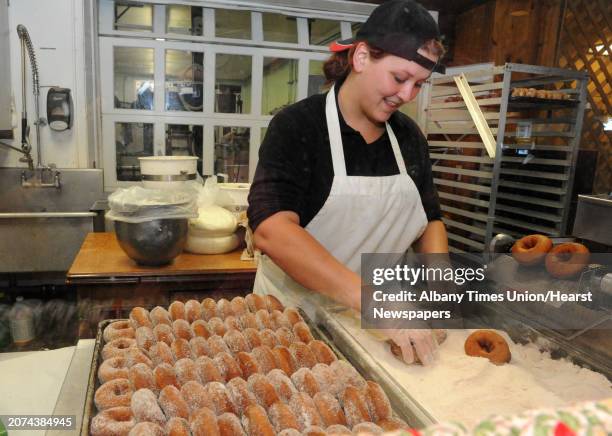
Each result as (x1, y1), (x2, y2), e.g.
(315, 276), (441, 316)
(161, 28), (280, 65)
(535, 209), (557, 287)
(247, 0), (448, 365)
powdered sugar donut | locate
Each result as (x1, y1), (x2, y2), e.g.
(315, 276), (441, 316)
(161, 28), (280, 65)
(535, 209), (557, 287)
(159, 384), (190, 419)
(130, 388), (165, 425)
(90, 407), (134, 436)
(95, 378), (132, 410)
(103, 321), (135, 343)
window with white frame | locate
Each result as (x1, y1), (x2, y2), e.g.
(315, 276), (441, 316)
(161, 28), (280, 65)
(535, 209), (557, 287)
(97, 0), (372, 190)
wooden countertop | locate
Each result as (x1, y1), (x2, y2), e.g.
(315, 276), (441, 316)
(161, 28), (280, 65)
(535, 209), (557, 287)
(67, 232), (256, 282)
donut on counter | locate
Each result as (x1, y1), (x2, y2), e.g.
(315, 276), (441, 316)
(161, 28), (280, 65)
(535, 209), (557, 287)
(267, 368), (298, 403)
(364, 381), (392, 422)
(268, 401), (300, 433)
(204, 381), (236, 415)
(169, 300), (186, 321)
(242, 404), (275, 436)
(103, 320), (135, 342)
(339, 386), (371, 428)
(464, 329), (511, 365)
(90, 407), (135, 436)
(226, 377), (258, 416)
(511, 234), (553, 266)
(154, 363), (180, 390)
(217, 412), (247, 436)
(153, 323), (175, 346)
(149, 341), (175, 366)
(195, 355), (225, 384)
(184, 299), (202, 323)
(130, 388), (166, 426)
(191, 319), (212, 339)
(288, 392), (324, 431)
(236, 351), (261, 379)
(101, 337), (136, 360)
(190, 407), (220, 436)
(180, 380), (213, 414)
(95, 378), (133, 410)
(158, 385), (190, 420)
(128, 362), (156, 392)
(98, 356), (129, 384)
(150, 306), (172, 326)
(129, 307), (152, 329)
(290, 368), (321, 398)
(165, 417), (191, 436)
(265, 294), (285, 312)
(545, 242), (590, 279)
(248, 373), (281, 410)
(128, 422), (165, 436)
(312, 392), (346, 427)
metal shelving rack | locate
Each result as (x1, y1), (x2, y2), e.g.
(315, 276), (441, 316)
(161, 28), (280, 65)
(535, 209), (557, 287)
(424, 63), (589, 253)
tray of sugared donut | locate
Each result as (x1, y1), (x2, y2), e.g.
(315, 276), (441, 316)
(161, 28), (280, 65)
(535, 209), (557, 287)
(84, 294), (412, 436)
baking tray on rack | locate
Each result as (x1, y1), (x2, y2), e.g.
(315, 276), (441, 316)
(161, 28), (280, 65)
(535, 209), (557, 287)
(80, 309), (414, 435)
(508, 96), (579, 108)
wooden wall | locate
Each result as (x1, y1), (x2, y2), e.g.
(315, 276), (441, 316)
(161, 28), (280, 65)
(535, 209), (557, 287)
(452, 0), (611, 193)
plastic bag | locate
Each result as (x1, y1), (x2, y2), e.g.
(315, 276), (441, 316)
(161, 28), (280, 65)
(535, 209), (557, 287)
(197, 176), (220, 208)
(106, 186), (198, 223)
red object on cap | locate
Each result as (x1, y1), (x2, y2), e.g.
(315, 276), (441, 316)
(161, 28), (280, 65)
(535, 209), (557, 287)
(329, 40), (355, 52)
(554, 422), (576, 436)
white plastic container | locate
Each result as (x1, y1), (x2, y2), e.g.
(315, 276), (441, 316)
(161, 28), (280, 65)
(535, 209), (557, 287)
(185, 233), (240, 254)
(9, 297), (35, 345)
(216, 183), (251, 214)
(139, 156), (198, 190)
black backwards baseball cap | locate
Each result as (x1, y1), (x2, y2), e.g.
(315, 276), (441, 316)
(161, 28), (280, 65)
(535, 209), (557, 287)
(330, 0), (446, 74)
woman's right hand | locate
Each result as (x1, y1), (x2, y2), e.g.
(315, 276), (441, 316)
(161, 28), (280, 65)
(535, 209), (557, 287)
(382, 328), (439, 366)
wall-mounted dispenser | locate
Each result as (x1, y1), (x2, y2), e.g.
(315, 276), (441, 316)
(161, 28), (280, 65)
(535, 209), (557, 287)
(46, 87), (72, 131)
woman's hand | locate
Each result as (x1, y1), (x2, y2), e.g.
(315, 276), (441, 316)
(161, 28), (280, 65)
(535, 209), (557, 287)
(382, 328), (439, 366)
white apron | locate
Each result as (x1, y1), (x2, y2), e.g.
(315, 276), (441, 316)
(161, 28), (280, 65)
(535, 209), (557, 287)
(253, 86), (429, 320)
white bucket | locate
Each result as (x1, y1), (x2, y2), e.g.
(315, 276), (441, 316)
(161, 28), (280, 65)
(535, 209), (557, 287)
(139, 156), (198, 190)
(216, 183), (251, 213)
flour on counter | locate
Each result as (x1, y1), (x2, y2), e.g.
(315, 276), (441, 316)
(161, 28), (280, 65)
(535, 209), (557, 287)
(333, 311), (612, 427)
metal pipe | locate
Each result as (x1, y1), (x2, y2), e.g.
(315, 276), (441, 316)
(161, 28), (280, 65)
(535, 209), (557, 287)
(16, 24), (42, 168)
(0, 212), (97, 219)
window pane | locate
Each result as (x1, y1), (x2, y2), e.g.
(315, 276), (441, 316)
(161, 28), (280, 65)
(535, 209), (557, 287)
(167, 5), (203, 36)
(351, 22), (362, 38)
(309, 18), (341, 46)
(262, 57), (298, 115)
(215, 126), (250, 183)
(166, 124), (203, 175)
(215, 9), (251, 39)
(308, 60), (326, 97)
(114, 2), (153, 32)
(165, 50), (203, 112)
(115, 122), (153, 181)
(215, 54), (251, 114)
(114, 47), (154, 110)
(262, 12), (297, 43)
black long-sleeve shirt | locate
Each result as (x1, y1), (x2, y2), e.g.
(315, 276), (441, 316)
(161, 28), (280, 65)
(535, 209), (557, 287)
(247, 84), (442, 232)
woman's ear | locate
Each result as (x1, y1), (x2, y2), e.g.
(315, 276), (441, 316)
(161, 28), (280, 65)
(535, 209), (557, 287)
(351, 42), (369, 73)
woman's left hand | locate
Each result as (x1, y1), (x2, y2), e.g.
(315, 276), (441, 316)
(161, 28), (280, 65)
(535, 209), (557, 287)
(382, 328), (439, 366)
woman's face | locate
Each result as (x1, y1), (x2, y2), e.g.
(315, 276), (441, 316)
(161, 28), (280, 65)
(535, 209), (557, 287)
(354, 45), (438, 124)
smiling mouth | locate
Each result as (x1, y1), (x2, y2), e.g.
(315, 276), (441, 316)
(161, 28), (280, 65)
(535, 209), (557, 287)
(384, 98), (401, 109)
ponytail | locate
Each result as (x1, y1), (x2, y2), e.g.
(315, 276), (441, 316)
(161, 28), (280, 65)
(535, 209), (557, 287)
(322, 42), (385, 85)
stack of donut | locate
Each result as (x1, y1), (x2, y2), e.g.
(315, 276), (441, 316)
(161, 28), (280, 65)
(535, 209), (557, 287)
(91, 294), (411, 435)
(511, 234), (590, 279)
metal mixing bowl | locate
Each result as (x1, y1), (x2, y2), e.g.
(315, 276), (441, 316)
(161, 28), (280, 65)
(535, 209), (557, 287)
(114, 218), (188, 266)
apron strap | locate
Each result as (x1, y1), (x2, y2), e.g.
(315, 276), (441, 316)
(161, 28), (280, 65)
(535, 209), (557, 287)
(325, 86), (347, 177)
(386, 122), (408, 175)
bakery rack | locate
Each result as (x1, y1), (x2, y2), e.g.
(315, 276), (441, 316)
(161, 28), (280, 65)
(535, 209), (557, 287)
(423, 63), (589, 253)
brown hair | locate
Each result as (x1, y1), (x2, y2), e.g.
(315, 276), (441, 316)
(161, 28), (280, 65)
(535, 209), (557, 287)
(322, 39), (445, 85)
